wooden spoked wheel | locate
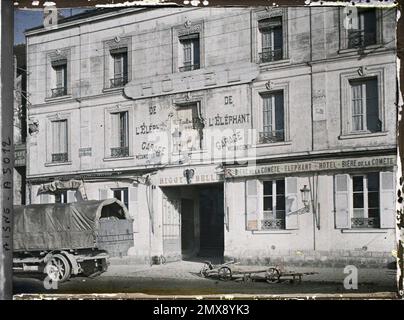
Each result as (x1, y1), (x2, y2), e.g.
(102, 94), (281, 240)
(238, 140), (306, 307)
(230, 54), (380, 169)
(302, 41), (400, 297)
(218, 266), (232, 281)
(265, 267), (280, 283)
(45, 254), (71, 283)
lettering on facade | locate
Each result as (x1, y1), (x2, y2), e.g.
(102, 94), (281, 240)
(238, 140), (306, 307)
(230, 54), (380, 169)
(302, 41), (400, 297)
(226, 156), (396, 177)
(224, 96), (233, 105)
(159, 173), (222, 186)
(208, 113), (250, 127)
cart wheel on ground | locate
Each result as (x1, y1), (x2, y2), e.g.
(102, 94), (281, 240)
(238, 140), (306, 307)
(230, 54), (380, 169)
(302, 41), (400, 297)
(218, 266), (232, 281)
(265, 267), (280, 283)
(45, 254), (71, 283)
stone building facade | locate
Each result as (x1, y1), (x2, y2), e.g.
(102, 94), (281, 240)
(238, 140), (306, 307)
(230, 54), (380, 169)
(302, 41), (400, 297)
(25, 6), (397, 267)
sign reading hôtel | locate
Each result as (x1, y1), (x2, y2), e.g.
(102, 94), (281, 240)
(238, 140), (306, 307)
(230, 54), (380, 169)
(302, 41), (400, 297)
(225, 155), (396, 178)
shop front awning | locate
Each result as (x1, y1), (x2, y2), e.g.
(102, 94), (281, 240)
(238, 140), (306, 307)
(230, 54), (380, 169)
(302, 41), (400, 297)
(37, 179), (84, 194)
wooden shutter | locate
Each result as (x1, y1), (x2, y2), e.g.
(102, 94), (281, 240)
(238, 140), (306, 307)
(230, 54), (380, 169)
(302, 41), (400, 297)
(245, 179), (259, 231)
(335, 174), (351, 229)
(129, 185), (139, 232)
(99, 188), (112, 200)
(110, 113), (119, 148)
(285, 177), (298, 229)
(379, 171), (395, 229)
(40, 194), (51, 204)
(67, 190), (76, 203)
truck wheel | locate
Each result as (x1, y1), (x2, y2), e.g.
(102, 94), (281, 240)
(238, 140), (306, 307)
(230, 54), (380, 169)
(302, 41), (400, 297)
(46, 254), (71, 283)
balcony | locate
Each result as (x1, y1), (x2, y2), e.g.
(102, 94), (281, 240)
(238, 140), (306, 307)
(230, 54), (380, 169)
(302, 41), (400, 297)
(110, 75), (128, 88)
(351, 217), (380, 229)
(261, 218), (285, 230)
(179, 63), (200, 72)
(111, 146), (129, 158)
(259, 130), (284, 144)
(259, 48), (283, 63)
(348, 30), (376, 49)
(51, 87), (67, 98)
(52, 152), (68, 163)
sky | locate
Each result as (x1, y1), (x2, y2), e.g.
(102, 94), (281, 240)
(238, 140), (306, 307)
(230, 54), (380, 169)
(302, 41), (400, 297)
(14, 8), (88, 45)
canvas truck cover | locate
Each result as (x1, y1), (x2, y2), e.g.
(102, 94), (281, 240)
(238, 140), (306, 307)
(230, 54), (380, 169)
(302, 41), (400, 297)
(14, 199), (130, 252)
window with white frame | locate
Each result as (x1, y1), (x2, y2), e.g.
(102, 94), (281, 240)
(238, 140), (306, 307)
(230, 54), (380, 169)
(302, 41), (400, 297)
(112, 188), (129, 209)
(179, 34), (200, 72)
(258, 17), (283, 63)
(172, 103), (203, 153)
(110, 111), (129, 158)
(262, 179), (286, 229)
(348, 8), (377, 49)
(260, 91), (284, 143)
(245, 177), (299, 231)
(335, 171), (395, 229)
(55, 190), (68, 204)
(51, 119), (68, 163)
(350, 78), (380, 133)
(51, 59), (67, 97)
(110, 48), (128, 88)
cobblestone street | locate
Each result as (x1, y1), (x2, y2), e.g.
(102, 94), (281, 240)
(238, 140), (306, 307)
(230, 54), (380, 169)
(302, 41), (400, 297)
(13, 260), (397, 297)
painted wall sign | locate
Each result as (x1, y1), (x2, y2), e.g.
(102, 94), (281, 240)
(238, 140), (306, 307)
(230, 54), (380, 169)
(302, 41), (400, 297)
(208, 113), (250, 127)
(158, 166), (223, 186)
(124, 62), (259, 100)
(79, 147), (92, 157)
(225, 155), (396, 178)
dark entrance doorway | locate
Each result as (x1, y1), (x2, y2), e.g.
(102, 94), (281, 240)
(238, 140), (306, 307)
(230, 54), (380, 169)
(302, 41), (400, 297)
(162, 183), (224, 261)
(198, 185), (224, 258)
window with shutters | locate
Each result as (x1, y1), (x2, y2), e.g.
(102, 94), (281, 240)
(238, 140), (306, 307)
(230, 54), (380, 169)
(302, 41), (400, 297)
(349, 78), (381, 133)
(259, 91), (285, 143)
(245, 177), (298, 231)
(110, 48), (128, 88)
(258, 17), (283, 63)
(112, 188), (129, 209)
(334, 171), (395, 229)
(110, 111), (129, 158)
(51, 119), (68, 163)
(179, 34), (200, 72)
(262, 179), (286, 230)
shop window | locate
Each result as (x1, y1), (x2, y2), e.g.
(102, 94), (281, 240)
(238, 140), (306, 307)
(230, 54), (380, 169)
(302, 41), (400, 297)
(110, 111), (129, 158)
(259, 91), (284, 143)
(258, 17), (283, 63)
(350, 78), (380, 133)
(179, 34), (200, 72)
(51, 119), (68, 163)
(335, 171), (395, 229)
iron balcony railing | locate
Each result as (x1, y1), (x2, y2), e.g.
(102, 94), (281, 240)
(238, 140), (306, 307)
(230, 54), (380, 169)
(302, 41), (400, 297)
(259, 130), (285, 144)
(52, 152), (68, 163)
(179, 63), (200, 72)
(347, 30), (376, 49)
(261, 218), (285, 230)
(351, 217), (380, 229)
(51, 87), (67, 98)
(110, 75), (128, 88)
(259, 48), (283, 63)
(111, 146), (129, 158)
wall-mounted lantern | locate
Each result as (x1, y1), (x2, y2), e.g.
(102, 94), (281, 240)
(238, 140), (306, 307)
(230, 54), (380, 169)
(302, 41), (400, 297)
(300, 184), (310, 209)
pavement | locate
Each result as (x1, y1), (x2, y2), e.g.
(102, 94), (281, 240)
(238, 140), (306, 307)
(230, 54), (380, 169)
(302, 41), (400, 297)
(12, 258), (399, 298)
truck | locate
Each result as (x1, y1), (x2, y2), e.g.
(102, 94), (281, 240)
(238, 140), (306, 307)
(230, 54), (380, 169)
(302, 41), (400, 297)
(13, 199), (134, 282)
